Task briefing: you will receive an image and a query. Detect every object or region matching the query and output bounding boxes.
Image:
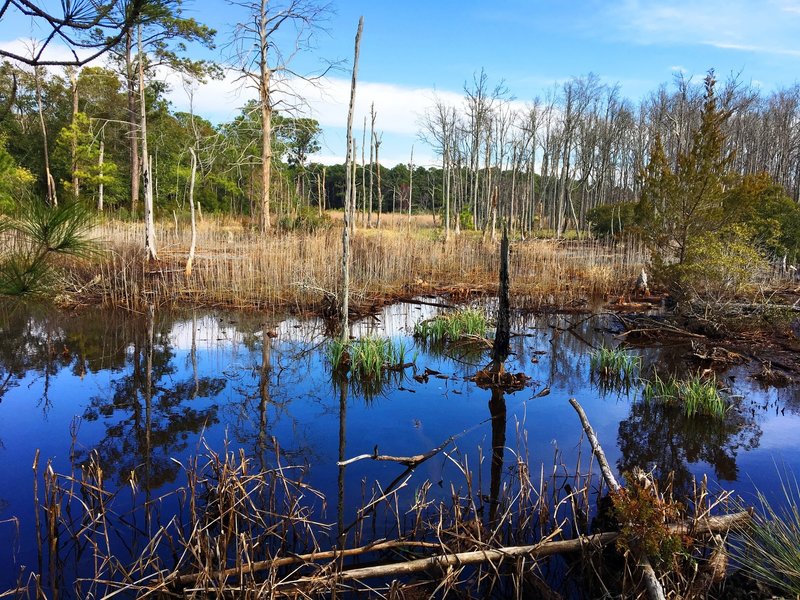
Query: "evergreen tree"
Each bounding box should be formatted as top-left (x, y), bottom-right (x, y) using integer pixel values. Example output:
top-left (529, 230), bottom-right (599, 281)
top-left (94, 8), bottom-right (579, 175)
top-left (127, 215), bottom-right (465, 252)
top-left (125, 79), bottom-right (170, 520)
top-left (637, 71), bottom-right (735, 268)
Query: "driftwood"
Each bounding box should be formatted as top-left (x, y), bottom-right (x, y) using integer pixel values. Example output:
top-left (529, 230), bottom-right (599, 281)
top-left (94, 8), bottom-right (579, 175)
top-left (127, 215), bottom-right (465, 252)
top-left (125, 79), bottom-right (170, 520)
top-left (337, 435), bottom-right (454, 467)
top-left (613, 314), bottom-right (707, 340)
top-left (172, 511), bottom-right (750, 589)
top-left (569, 397), bottom-right (666, 600)
top-left (175, 539), bottom-right (442, 587)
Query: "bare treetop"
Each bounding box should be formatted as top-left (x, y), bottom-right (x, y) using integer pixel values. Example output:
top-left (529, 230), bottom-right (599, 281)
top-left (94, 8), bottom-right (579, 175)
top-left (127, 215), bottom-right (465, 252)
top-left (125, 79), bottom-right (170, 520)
top-left (0, 0), bottom-right (145, 66)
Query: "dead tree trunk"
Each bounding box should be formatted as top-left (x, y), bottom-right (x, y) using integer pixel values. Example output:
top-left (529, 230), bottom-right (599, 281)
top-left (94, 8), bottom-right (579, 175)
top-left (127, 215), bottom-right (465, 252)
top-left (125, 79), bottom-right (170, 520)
top-left (185, 147), bottom-right (197, 277)
top-left (490, 224), bottom-right (511, 372)
top-left (569, 398), bottom-right (666, 600)
top-left (340, 16), bottom-right (364, 337)
top-left (33, 65), bottom-right (57, 206)
top-left (97, 138), bottom-right (105, 211)
top-left (138, 23), bottom-right (157, 261)
top-left (407, 145), bottom-right (414, 226)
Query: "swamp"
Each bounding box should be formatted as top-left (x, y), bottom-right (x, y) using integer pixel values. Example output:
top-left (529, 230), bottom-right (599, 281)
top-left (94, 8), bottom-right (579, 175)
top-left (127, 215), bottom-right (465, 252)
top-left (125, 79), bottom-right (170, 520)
top-left (3, 1), bottom-right (800, 597)
top-left (0, 292), bottom-right (799, 598)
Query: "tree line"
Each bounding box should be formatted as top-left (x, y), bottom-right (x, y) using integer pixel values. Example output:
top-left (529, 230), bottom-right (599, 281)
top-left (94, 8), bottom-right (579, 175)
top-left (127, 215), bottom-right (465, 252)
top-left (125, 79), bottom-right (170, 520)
top-left (1, 2), bottom-right (799, 262)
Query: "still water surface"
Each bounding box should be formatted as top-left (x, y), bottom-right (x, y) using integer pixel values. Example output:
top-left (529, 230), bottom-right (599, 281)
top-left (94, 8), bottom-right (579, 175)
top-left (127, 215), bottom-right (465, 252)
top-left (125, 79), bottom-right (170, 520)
top-left (0, 301), bottom-right (798, 591)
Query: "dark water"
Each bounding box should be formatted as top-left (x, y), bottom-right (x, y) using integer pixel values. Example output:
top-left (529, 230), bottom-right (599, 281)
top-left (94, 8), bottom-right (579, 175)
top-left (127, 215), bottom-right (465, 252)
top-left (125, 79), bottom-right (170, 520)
top-left (0, 301), bottom-right (798, 592)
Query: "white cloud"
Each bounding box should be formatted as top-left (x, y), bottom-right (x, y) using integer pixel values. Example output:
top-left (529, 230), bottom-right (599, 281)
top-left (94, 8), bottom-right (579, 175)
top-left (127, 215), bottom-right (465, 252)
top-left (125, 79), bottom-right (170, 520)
top-left (0, 38), bottom-right (95, 69)
top-left (164, 72), bottom-right (469, 165)
top-left (601, 0), bottom-right (800, 57)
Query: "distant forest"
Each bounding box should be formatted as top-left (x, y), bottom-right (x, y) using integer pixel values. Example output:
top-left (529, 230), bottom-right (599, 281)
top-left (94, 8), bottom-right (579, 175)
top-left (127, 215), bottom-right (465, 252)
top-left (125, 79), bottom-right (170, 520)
top-left (2, 58), bottom-right (800, 241)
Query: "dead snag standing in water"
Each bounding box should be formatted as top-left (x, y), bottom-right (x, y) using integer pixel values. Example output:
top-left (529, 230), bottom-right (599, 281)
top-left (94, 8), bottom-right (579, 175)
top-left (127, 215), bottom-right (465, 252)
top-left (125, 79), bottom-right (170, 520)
top-left (473, 223), bottom-right (529, 390)
top-left (340, 17), bottom-right (364, 338)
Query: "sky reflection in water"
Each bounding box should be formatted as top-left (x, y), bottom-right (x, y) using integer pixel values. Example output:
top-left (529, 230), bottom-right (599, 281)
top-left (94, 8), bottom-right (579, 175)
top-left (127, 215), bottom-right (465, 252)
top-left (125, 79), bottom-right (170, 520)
top-left (0, 301), bottom-right (798, 591)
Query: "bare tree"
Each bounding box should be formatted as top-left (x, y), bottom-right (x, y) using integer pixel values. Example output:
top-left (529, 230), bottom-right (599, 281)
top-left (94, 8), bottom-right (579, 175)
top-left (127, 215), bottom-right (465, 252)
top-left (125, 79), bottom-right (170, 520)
top-left (229, 0), bottom-right (331, 233)
top-left (31, 60), bottom-right (57, 205)
top-left (420, 95), bottom-right (457, 240)
top-left (341, 16), bottom-right (364, 338)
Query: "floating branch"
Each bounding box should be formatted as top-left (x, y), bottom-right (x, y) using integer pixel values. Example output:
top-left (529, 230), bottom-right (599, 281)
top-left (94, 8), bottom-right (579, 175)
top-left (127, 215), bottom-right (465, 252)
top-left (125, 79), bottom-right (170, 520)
top-left (338, 435), bottom-right (455, 468)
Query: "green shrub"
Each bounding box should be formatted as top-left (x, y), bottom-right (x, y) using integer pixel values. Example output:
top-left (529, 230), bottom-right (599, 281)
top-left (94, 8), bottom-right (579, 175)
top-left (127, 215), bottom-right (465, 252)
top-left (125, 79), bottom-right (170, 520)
top-left (459, 208), bottom-right (474, 231)
top-left (587, 201), bottom-right (637, 238)
top-left (669, 226), bottom-right (768, 297)
top-left (278, 206), bottom-right (331, 232)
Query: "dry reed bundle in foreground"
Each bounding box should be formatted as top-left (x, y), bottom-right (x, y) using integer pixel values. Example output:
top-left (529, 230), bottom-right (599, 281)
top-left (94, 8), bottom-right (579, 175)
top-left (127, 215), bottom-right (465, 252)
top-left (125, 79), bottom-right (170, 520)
top-left (55, 219), bottom-right (647, 312)
top-left (4, 427), bottom-right (748, 600)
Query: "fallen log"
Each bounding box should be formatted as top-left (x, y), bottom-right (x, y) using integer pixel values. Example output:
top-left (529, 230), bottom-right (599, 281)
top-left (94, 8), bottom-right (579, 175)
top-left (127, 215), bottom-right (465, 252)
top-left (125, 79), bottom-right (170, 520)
top-left (172, 512), bottom-right (750, 589)
top-left (569, 397), bottom-right (665, 600)
top-left (175, 539), bottom-right (442, 587)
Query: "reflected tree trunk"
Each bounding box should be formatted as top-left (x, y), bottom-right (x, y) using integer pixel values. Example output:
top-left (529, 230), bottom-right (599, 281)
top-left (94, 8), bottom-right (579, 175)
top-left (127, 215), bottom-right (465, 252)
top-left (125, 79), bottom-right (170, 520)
top-left (257, 323), bottom-right (272, 470)
top-left (144, 303), bottom-right (154, 530)
top-left (488, 387), bottom-right (506, 526)
top-left (191, 311), bottom-right (198, 399)
top-left (337, 376), bottom-right (347, 545)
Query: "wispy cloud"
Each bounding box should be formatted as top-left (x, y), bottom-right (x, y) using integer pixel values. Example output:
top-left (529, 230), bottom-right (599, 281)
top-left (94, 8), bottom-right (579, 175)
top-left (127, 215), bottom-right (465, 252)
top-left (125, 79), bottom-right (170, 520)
top-left (597, 0), bottom-right (800, 57)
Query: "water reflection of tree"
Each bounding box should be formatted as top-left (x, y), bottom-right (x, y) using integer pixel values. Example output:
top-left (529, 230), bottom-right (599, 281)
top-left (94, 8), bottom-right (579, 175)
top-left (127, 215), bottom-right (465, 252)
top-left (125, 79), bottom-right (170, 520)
top-left (0, 304), bottom-right (136, 407)
top-left (81, 307), bottom-right (223, 490)
top-left (488, 387), bottom-right (506, 526)
top-left (224, 330), bottom-right (321, 466)
top-left (0, 306), bottom-right (71, 407)
top-left (617, 400), bottom-right (762, 494)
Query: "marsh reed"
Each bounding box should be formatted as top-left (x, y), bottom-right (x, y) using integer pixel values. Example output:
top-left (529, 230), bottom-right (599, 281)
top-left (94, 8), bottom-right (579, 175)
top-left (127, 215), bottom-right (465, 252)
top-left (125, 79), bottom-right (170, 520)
top-left (3, 425), bottom-right (747, 600)
top-left (57, 217), bottom-right (646, 312)
top-left (5, 434), bottom-right (600, 598)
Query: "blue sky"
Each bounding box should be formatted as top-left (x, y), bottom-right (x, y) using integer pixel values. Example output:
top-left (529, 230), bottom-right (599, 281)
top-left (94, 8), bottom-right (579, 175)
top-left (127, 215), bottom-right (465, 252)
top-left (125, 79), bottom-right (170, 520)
top-left (2, 0), bottom-right (800, 165)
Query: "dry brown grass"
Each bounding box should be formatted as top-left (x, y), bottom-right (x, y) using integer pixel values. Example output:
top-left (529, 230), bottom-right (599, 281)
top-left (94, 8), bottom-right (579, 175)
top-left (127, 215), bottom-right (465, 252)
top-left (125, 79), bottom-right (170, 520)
top-left (60, 216), bottom-right (646, 312)
top-left (7, 431), bottom-right (744, 599)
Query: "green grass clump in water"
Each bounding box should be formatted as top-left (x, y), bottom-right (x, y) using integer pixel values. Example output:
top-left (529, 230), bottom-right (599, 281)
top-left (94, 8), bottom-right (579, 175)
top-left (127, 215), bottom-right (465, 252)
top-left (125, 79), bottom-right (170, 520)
top-left (328, 336), bottom-right (409, 379)
top-left (641, 371), bottom-right (727, 418)
top-left (413, 308), bottom-right (487, 344)
top-left (590, 345), bottom-right (641, 384)
top-left (732, 470), bottom-right (800, 597)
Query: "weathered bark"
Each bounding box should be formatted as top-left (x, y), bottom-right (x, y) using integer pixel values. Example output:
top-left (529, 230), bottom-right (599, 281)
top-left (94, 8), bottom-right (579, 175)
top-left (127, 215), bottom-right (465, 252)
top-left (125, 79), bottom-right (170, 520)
top-left (375, 133), bottom-right (382, 228)
top-left (407, 145), bottom-right (414, 225)
top-left (368, 103), bottom-right (375, 227)
top-left (68, 67), bottom-right (79, 200)
top-left (97, 139), bottom-right (105, 211)
top-left (126, 30), bottom-right (139, 214)
top-left (284, 512), bottom-right (748, 589)
top-left (340, 16), bottom-right (363, 337)
top-left (185, 147), bottom-right (197, 277)
top-left (360, 115), bottom-right (367, 225)
top-left (258, 0), bottom-right (272, 233)
top-left (138, 24), bottom-right (157, 261)
top-left (491, 224), bottom-right (511, 368)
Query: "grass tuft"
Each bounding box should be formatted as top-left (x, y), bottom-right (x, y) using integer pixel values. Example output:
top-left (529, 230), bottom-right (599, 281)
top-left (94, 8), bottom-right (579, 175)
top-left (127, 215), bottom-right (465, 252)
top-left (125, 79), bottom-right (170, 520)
top-left (641, 371), bottom-right (728, 419)
top-left (732, 469), bottom-right (800, 597)
top-left (590, 345), bottom-right (640, 388)
top-left (328, 336), bottom-right (410, 379)
top-left (413, 308), bottom-right (488, 344)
